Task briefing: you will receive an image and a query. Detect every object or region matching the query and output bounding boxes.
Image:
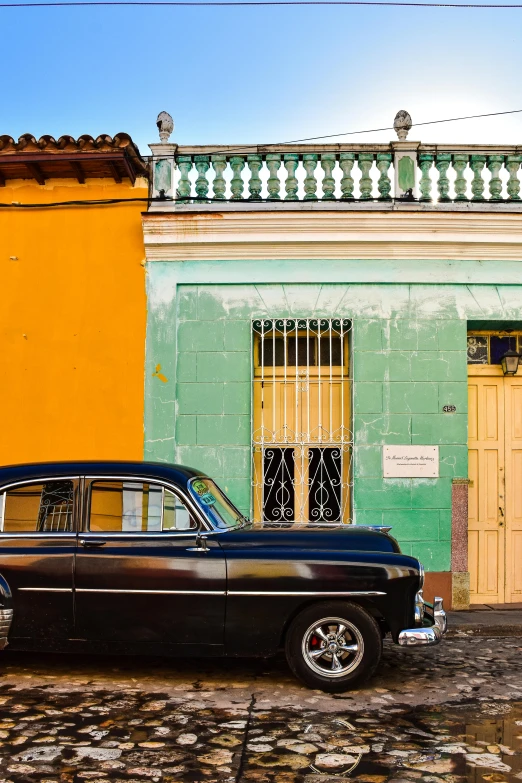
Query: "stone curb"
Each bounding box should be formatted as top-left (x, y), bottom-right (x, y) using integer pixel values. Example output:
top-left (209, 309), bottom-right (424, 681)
top-left (446, 609), bottom-right (522, 637)
top-left (447, 625), bottom-right (522, 637)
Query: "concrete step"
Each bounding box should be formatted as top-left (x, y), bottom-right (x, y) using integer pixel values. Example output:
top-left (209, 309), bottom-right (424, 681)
top-left (447, 608), bottom-right (522, 636)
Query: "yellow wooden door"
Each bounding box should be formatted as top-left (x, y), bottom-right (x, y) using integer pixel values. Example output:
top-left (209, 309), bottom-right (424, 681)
top-left (468, 369), bottom-right (522, 604)
top-left (504, 376), bottom-right (522, 603)
top-left (252, 371), bottom-right (350, 522)
top-left (468, 375), bottom-right (505, 603)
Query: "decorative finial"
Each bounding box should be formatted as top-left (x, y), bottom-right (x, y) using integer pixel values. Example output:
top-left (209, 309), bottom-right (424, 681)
top-left (393, 110), bottom-right (412, 141)
top-left (156, 111), bottom-right (174, 142)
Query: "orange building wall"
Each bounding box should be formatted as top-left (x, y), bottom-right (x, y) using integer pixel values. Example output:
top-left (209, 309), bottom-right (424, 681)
top-left (0, 178), bottom-right (147, 464)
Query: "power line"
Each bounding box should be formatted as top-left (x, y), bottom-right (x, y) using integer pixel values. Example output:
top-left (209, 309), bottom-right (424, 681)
top-left (2, 193), bottom-right (521, 208)
top-left (2, 0), bottom-right (522, 6)
top-left (0, 197), bottom-right (153, 208)
top-left (141, 108), bottom-right (522, 160)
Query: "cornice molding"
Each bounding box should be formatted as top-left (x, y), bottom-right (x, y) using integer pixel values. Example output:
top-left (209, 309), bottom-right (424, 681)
top-left (142, 209), bottom-right (522, 262)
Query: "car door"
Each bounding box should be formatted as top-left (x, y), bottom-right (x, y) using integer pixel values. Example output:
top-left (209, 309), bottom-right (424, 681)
top-left (0, 477), bottom-right (77, 639)
top-left (74, 476), bottom-right (226, 652)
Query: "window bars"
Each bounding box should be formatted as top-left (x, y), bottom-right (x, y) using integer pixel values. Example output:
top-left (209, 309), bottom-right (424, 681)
top-left (467, 332), bottom-right (522, 365)
top-left (252, 318), bottom-right (352, 525)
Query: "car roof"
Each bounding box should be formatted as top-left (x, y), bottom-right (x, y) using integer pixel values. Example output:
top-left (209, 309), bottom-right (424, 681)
top-left (0, 461), bottom-right (207, 490)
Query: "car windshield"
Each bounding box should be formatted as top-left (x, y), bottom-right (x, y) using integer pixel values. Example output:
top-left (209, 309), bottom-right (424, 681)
top-left (188, 478), bottom-right (246, 530)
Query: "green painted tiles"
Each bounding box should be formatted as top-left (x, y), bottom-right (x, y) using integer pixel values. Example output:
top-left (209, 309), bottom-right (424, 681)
top-left (353, 350), bottom-right (466, 383)
top-left (196, 415), bottom-right (250, 446)
top-left (144, 274), bottom-right (522, 572)
top-left (351, 313), bottom-right (466, 571)
top-left (196, 352), bottom-right (250, 383)
top-left (354, 383), bottom-right (383, 414)
top-left (387, 382), bottom-right (438, 413)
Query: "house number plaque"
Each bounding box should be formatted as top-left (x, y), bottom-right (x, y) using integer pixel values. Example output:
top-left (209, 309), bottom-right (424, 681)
top-left (383, 446), bottom-right (439, 478)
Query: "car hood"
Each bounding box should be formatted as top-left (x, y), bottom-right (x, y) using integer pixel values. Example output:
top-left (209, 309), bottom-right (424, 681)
top-left (216, 523), bottom-right (402, 554)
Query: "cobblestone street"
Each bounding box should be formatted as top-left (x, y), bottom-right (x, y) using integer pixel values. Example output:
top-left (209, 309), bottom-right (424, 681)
top-left (0, 635), bottom-right (520, 782)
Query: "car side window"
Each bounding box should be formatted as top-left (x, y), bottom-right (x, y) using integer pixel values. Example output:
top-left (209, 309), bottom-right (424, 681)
top-left (89, 481), bottom-right (195, 533)
top-left (0, 481), bottom-right (74, 533)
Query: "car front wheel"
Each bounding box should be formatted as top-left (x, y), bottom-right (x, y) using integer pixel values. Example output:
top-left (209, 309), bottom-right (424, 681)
top-left (284, 601), bottom-right (382, 692)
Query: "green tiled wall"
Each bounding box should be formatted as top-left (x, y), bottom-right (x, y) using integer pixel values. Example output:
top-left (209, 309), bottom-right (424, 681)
top-left (352, 318), bottom-right (467, 570)
top-left (173, 286), bottom-right (255, 517)
top-left (146, 276), bottom-right (522, 571)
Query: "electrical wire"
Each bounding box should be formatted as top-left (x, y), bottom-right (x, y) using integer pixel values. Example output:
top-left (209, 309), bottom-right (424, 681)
top-left (2, 0), bottom-right (522, 5)
top-left (0, 197), bottom-right (153, 208)
top-left (2, 109), bottom-right (521, 208)
top-left (1, 194), bottom-right (520, 208)
top-left (140, 108), bottom-right (522, 160)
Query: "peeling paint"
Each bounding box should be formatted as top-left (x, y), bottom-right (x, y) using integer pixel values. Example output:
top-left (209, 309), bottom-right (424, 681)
top-left (144, 267), bottom-right (522, 570)
top-left (152, 364), bottom-right (169, 383)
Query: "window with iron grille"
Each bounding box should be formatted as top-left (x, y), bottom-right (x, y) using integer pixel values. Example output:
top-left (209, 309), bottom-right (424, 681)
top-left (467, 332), bottom-right (522, 365)
top-left (252, 318), bottom-right (352, 524)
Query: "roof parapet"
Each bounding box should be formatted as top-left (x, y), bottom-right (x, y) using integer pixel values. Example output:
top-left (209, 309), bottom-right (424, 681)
top-left (147, 109), bottom-right (522, 208)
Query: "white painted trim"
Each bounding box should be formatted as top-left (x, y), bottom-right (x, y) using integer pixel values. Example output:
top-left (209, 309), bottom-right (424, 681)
top-left (149, 201), bottom-right (522, 214)
top-left (142, 210), bottom-right (522, 263)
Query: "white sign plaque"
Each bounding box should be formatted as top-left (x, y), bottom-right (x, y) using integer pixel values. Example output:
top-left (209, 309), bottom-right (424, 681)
top-left (383, 446), bottom-right (439, 478)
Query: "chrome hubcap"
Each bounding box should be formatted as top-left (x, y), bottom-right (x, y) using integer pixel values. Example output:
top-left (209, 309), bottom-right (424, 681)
top-left (302, 617), bottom-right (364, 678)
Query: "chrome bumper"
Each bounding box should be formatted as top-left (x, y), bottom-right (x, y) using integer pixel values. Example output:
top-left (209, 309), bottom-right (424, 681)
top-left (398, 597), bottom-right (447, 647)
top-left (0, 608), bottom-right (13, 650)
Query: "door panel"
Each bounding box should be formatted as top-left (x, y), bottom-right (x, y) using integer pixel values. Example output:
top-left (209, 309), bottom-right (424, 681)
top-left (75, 533), bottom-right (225, 646)
top-left (74, 480), bottom-right (226, 648)
top-left (0, 479), bottom-right (77, 638)
top-left (468, 377), bottom-right (505, 603)
top-left (504, 378), bottom-right (522, 602)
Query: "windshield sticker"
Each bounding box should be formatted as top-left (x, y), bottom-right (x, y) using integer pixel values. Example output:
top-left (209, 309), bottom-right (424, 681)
top-left (200, 492), bottom-right (216, 506)
top-left (192, 480), bottom-right (209, 496)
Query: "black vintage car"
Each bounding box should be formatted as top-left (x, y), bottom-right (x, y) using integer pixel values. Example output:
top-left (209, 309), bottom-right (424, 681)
top-left (0, 461), bottom-right (446, 692)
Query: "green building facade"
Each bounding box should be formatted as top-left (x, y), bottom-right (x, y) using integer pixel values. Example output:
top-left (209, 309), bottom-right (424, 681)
top-left (143, 124), bottom-right (522, 609)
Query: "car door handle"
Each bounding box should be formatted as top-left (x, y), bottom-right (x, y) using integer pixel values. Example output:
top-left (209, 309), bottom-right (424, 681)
top-left (80, 539), bottom-right (107, 548)
top-left (186, 535), bottom-right (209, 553)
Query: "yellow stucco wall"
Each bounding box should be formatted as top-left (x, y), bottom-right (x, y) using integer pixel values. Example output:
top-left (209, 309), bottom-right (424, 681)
top-left (0, 178), bottom-right (147, 464)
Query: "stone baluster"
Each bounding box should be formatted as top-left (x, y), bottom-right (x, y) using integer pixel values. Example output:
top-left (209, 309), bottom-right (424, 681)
top-left (176, 155), bottom-right (193, 201)
top-left (303, 154), bottom-right (318, 200)
top-left (211, 155), bottom-right (227, 200)
top-left (230, 156), bottom-right (245, 200)
top-left (452, 154), bottom-right (469, 201)
top-left (339, 153), bottom-right (355, 200)
top-left (266, 154), bottom-right (282, 200)
top-left (247, 154), bottom-right (263, 200)
top-left (153, 158), bottom-right (173, 200)
top-left (506, 154), bottom-right (522, 200)
top-left (418, 153), bottom-right (434, 201)
top-left (194, 155), bottom-right (210, 201)
top-left (470, 155), bottom-right (486, 201)
top-left (321, 153), bottom-right (336, 200)
top-left (435, 153), bottom-right (452, 201)
top-left (376, 153), bottom-right (392, 200)
top-left (284, 153), bottom-right (299, 200)
top-left (358, 153), bottom-right (374, 200)
top-left (488, 155), bottom-right (505, 201)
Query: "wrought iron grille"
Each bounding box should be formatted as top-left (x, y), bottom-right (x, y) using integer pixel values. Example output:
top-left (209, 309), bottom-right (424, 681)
top-left (37, 481), bottom-right (74, 532)
top-left (252, 318), bottom-right (352, 524)
top-left (467, 332), bottom-right (522, 365)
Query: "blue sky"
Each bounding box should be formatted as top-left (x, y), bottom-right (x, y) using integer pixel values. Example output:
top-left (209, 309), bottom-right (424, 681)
top-left (2, 2), bottom-right (522, 154)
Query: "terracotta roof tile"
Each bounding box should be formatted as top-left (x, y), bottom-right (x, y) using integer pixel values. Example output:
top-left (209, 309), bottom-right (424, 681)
top-left (0, 132), bottom-right (148, 184)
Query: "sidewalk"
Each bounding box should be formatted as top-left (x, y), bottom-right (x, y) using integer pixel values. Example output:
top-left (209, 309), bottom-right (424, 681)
top-left (448, 603), bottom-right (522, 636)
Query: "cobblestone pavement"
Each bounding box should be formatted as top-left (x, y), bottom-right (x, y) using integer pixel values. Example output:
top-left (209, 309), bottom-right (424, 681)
top-left (0, 636), bottom-right (519, 782)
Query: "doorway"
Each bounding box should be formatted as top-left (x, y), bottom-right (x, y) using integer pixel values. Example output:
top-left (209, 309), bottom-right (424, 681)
top-left (468, 357), bottom-right (522, 604)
